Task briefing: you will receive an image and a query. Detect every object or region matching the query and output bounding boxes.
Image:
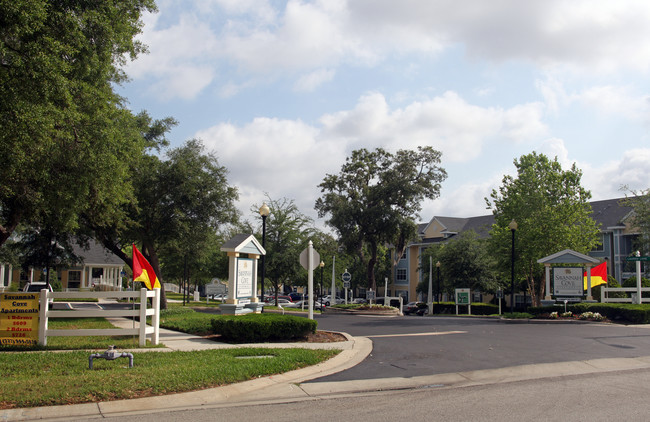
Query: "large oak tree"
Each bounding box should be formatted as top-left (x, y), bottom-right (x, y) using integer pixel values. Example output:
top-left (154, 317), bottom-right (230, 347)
top-left (315, 146), bottom-right (447, 292)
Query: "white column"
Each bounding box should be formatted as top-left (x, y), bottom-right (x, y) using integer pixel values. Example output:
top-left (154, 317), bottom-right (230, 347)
top-left (226, 252), bottom-right (238, 304)
top-left (251, 254), bottom-right (259, 302)
top-left (545, 264), bottom-right (551, 300)
top-left (0, 264), bottom-right (5, 287)
top-left (8, 264), bottom-right (13, 285)
top-left (586, 264), bottom-right (593, 301)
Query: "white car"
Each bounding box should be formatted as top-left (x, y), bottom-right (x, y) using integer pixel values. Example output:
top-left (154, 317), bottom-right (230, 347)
top-left (284, 300), bottom-right (324, 308)
top-left (322, 296), bottom-right (344, 306)
top-left (23, 282), bottom-right (54, 303)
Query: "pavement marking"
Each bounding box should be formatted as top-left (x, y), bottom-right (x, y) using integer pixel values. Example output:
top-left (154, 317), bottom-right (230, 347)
top-left (366, 331), bottom-right (466, 338)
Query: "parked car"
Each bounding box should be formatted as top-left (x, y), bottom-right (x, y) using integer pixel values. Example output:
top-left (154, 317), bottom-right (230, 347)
top-left (265, 298), bottom-right (292, 305)
top-left (322, 295), bottom-right (344, 306)
top-left (284, 300), bottom-right (324, 309)
top-left (352, 298), bottom-right (367, 304)
top-left (264, 295), bottom-right (292, 303)
top-left (288, 292), bottom-right (305, 302)
top-left (23, 282), bottom-right (54, 303)
top-left (403, 302), bottom-right (420, 315)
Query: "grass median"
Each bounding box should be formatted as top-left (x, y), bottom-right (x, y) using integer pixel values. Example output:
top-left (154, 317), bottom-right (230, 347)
top-left (0, 315), bottom-right (339, 409)
top-left (0, 347), bottom-right (338, 409)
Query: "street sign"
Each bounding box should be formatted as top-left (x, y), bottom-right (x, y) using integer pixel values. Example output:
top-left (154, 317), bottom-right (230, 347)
top-left (626, 256), bottom-right (650, 262)
top-left (455, 288), bottom-right (470, 305)
top-left (299, 247), bottom-right (320, 271)
top-left (343, 281), bottom-right (350, 289)
top-left (496, 290), bottom-right (504, 299)
top-left (342, 271), bottom-right (351, 282)
top-left (367, 290), bottom-right (376, 299)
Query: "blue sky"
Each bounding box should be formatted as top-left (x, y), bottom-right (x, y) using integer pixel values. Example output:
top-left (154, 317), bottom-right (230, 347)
top-left (116, 0), bottom-right (650, 226)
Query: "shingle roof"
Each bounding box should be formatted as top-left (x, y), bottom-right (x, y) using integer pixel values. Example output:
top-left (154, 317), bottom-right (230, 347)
top-left (72, 239), bottom-right (125, 266)
top-left (589, 197), bottom-right (633, 228)
top-left (421, 197), bottom-right (634, 241)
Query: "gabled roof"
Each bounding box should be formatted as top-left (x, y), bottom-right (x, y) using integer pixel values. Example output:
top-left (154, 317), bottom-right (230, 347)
top-left (419, 197), bottom-right (635, 243)
top-left (537, 249), bottom-right (600, 265)
top-left (221, 233), bottom-right (266, 255)
top-left (72, 239), bottom-right (125, 266)
top-left (589, 197), bottom-right (633, 228)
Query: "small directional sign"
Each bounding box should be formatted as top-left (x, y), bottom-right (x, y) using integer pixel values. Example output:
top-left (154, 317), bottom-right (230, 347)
top-left (342, 271), bottom-right (351, 282)
top-left (626, 256), bottom-right (650, 262)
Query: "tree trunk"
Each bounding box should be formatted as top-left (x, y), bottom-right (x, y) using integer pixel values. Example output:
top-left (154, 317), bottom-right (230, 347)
top-left (367, 241), bottom-right (378, 293)
top-left (142, 241), bottom-right (167, 310)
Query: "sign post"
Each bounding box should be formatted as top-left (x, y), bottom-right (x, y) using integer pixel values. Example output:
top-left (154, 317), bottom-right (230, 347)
top-left (626, 252), bottom-right (648, 304)
top-left (300, 241), bottom-right (320, 320)
top-left (455, 288), bottom-right (471, 315)
top-left (342, 270), bottom-right (351, 304)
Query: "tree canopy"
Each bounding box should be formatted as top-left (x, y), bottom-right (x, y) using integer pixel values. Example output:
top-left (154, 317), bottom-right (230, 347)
top-left (625, 188), bottom-right (650, 255)
top-left (421, 230), bottom-right (498, 298)
top-left (254, 197), bottom-right (314, 304)
top-left (90, 139), bottom-right (239, 308)
top-left (0, 0), bottom-right (157, 246)
top-left (315, 146), bottom-right (447, 291)
top-left (486, 152), bottom-right (600, 305)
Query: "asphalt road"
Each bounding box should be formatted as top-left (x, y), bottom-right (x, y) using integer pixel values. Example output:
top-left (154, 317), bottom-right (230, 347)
top-left (79, 368), bottom-right (650, 422)
top-left (310, 313), bottom-right (650, 381)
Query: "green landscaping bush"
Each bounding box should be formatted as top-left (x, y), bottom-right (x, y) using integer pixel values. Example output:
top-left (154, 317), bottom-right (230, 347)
top-left (211, 313), bottom-right (317, 343)
top-left (528, 303), bottom-right (650, 324)
top-left (432, 302), bottom-right (498, 315)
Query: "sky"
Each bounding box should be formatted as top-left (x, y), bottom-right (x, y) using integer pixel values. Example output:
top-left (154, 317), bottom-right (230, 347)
top-left (116, 0), bottom-right (650, 228)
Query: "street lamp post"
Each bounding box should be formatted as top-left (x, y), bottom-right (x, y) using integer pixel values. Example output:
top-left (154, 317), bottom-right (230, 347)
top-left (259, 203), bottom-right (270, 304)
top-left (436, 261), bottom-right (441, 303)
top-left (319, 261), bottom-right (325, 311)
top-left (509, 219), bottom-right (518, 313)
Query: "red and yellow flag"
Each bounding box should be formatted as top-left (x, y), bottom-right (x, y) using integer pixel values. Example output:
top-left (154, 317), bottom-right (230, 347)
top-left (132, 244), bottom-right (160, 290)
top-left (583, 261), bottom-right (607, 290)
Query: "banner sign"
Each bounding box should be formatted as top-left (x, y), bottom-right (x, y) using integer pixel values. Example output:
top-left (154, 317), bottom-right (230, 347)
top-left (0, 293), bottom-right (39, 346)
top-left (236, 258), bottom-right (254, 301)
top-left (553, 267), bottom-right (583, 297)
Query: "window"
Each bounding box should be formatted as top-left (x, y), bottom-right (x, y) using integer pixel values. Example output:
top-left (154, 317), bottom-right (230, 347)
top-left (68, 271), bottom-right (81, 289)
top-left (396, 268), bottom-right (407, 283)
top-left (591, 233), bottom-right (605, 252)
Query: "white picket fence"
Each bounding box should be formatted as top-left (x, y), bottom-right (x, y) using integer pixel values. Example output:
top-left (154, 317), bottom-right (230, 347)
top-left (38, 288), bottom-right (160, 347)
top-left (601, 287), bottom-right (650, 303)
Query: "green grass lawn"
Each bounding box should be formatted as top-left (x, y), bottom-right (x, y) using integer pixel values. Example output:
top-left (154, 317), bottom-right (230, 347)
top-left (0, 347), bottom-right (338, 408)
top-left (0, 315), bottom-right (339, 409)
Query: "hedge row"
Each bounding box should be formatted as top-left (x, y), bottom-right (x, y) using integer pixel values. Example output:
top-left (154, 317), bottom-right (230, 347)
top-left (528, 303), bottom-right (650, 324)
top-left (210, 313), bottom-right (317, 343)
top-left (432, 302), bottom-right (499, 316)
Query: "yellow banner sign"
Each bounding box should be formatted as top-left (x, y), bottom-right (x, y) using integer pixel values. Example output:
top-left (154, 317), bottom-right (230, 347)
top-left (0, 293), bottom-right (39, 346)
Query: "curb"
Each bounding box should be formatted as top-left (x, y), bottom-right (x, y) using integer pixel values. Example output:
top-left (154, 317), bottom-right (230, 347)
top-left (0, 335), bottom-right (372, 422)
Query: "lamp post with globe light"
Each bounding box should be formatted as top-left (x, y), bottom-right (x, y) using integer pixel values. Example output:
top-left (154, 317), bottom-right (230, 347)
top-left (259, 203), bottom-right (270, 304)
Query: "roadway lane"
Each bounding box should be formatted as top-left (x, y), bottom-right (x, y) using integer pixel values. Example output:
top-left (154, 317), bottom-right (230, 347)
top-left (311, 313), bottom-right (650, 381)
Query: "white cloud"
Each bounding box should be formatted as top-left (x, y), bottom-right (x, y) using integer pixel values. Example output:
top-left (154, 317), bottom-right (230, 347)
top-left (582, 148), bottom-right (650, 200)
top-left (127, 1), bottom-right (650, 101)
top-left (125, 12), bottom-right (219, 100)
top-left (320, 91), bottom-right (547, 161)
top-left (293, 68), bottom-right (336, 92)
top-left (194, 91), bottom-right (550, 222)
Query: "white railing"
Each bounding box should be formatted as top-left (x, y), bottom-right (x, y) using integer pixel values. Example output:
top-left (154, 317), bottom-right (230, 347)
top-left (601, 287), bottom-right (650, 303)
top-left (38, 288), bottom-right (160, 347)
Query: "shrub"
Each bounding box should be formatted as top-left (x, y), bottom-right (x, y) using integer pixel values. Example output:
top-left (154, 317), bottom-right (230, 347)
top-left (432, 302), bottom-right (498, 315)
top-left (211, 313), bottom-right (317, 343)
top-left (528, 303), bottom-right (650, 324)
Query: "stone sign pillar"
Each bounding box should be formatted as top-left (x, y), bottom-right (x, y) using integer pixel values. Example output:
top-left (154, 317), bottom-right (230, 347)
top-left (220, 234), bottom-right (266, 315)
